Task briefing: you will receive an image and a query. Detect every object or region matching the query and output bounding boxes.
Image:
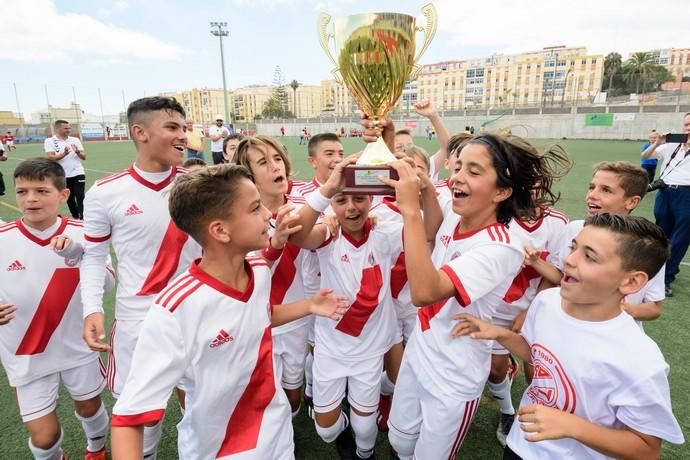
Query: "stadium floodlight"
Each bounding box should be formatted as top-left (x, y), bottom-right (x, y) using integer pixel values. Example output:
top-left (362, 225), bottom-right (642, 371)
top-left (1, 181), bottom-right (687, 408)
top-left (210, 21), bottom-right (231, 125)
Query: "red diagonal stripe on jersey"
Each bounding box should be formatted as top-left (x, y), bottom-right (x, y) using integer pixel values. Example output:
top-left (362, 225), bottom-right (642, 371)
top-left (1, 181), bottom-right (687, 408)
top-left (502, 251), bottom-right (548, 303)
top-left (137, 220), bottom-right (189, 296)
top-left (15, 268), bottom-right (80, 355)
top-left (335, 265), bottom-right (383, 337)
top-left (216, 326), bottom-right (276, 457)
top-left (418, 298), bottom-right (449, 332)
top-left (390, 252), bottom-right (407, 299)
top-left (269, 242), bottom-right (300, 306)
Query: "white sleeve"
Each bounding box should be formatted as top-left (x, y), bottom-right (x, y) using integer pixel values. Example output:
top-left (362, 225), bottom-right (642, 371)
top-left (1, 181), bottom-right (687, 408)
top-left (642, 264), bottom-right (666, 302)
top-left (520, 292), bottom-right (544, 346)
top-left (43, 138), bottom-right (53, 153)
top-left (103, 254), bottom-right (116, 294)
top-left (440, 243), bottom-right (523, 306)
top-left (428, 160), bottom-right (439, 183)
top-left (112, 306), bottom-right (187, 426)
top-left (80, 189), bottom-right (112, 318)
top-left (611, 364), bottom-right (684, 444)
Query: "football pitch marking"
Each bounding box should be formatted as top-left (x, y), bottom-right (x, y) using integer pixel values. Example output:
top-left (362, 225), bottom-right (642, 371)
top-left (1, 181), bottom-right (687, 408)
top-left (0, 200), bottom-right (20, 213)
top-left (4, 156), bottom-right (116, 175)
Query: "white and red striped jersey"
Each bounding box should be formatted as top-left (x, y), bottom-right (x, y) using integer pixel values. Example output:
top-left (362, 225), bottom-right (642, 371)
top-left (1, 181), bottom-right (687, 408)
top-left (266, 192), bottom-right (312, 335)
top-left (81, 165), bottom-right (201, 320)
top-left (112, 259), bottom-right (294, 460)
top-left (313, 219), bottom-right (403, 360)
top-left (405, 214), bottom-right (524, 400)
top-left (369, 198), bottom-right (412, 320)
top-left (493, 208), bottom-right (569, 322)
top-left (0, 217), bottom-right (106, 386)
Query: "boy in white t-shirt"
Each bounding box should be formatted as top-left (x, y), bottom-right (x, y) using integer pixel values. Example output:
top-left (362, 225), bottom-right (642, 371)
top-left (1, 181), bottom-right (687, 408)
top-left (111, 164), bottom-right (347, 460)
top-left (455, 213), bottom-right (684, 459)
top-left (526, 161), bottom-right (665, 323)
top-left (80, 96), bottom-right (202, 458)
top-left (0, 158), bottom-right (114, 460)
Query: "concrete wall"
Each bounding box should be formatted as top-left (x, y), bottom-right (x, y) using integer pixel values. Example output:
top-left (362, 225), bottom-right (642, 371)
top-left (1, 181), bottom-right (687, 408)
top-left (257, 105), bottom-right (690, 140)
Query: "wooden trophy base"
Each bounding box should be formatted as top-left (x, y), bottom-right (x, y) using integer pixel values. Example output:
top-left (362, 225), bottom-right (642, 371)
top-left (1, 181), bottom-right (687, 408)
top-left (343, 165), bottom-right (399, 195)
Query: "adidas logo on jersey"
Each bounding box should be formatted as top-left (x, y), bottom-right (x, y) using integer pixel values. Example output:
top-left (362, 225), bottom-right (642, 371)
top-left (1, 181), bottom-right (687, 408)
top-left (124, 204), bottom-right (143, 216)
top-left (340, 254), bottom-right (349, 263)
top-left (209, 329), bottom-right (234, 348)
top-left (440, 235), bottom-right (451, 247)
top-left (6, 260), bottom-right (25, 271)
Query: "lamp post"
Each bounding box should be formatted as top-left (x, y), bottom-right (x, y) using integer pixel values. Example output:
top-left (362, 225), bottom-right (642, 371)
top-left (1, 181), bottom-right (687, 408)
top-left (210, 21), bottom-right (231, 124)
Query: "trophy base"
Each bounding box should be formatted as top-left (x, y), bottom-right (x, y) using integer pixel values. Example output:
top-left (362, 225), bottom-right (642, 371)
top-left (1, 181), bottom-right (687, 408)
top-left (343, 165), bottom-right (399, 196)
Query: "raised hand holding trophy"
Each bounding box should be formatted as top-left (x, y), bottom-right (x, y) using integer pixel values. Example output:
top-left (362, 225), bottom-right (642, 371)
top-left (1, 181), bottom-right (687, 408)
top-left (318, 4), bottom-right (437, 194)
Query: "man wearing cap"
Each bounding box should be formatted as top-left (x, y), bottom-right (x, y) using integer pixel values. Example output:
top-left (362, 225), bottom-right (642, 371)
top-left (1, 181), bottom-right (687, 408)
top-left (209, 115), bottom-right (230, 165)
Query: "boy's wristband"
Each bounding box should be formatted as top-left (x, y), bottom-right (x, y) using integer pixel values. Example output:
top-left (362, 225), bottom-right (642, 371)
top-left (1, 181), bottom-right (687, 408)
top-left (306, 190), bottom-right (331, 213)
top-left (261, 240), bottom-right (283, 261)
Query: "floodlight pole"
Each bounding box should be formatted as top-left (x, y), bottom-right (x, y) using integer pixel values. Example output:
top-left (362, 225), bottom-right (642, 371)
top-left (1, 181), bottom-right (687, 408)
top-left (210, 22), bottom-right (231, 125)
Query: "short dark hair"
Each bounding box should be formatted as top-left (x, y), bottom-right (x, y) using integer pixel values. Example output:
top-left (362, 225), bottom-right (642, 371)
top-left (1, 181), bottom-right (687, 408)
top-left (585, 213), bottom-right (669, 279)
top-left (307, 132), bottom-right (341, 157)
top-left (169, 164), bottom-right (253, 244)
top-left (447, 132), bottom-right (473, 158)
top-left (14, 157), bottom-right (66, 190)
top-left (223, 133), bottom-right (245, 154)
top-left (127, 96), bottom-right (185, 128)
top-left (592, 161), bottom-right (649, 200)
top-left (54, 120), bottom-right (69, 128)
top-left (182, 158), bottom-right (206, 168)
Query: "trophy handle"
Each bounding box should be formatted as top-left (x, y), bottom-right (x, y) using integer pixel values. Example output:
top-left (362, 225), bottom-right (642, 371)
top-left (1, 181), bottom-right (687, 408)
top-left (318, 12), bottom-right (343, 83)
top-left (410, 3), bottom-right (438, 80)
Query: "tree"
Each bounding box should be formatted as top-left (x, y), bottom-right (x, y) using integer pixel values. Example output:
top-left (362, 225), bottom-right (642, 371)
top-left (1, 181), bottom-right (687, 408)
top-left (603, 52), bottom-right (622, 91)
top-left (261, 98), bottom-right (294, 120)
top-left (626, 52), bottom-right (654, 94)
top-left (289, 79), bottom-right (300, 117)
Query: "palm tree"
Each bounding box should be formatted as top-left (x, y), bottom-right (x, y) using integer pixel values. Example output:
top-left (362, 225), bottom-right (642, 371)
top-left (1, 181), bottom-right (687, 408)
top-left (604, 52), bottom-right (622, 91)
top-left (626, 52), bottom-right (654, 94)
top-left (289, 80), bottom-right (300, 117)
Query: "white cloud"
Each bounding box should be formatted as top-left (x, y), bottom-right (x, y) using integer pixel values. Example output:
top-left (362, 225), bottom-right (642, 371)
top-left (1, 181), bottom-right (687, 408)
top-left (436, 0), bottom-right (689, 59)
top-left (114, 1), bottom-right (129, 11)
top-left (1, 0), bottom-right (189, 63)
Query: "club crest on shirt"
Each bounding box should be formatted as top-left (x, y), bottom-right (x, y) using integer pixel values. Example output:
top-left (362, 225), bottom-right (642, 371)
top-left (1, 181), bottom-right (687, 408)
top-left (526, 344), bottom-right (577, 413)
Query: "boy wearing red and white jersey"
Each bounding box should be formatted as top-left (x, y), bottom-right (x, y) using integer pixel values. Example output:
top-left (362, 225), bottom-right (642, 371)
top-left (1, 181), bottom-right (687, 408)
top-left (489, 207), bottom-right (569, 446)
top-left (111, 164), bottom-right (347, 460)
top-left (455, 214), bottom-right (684, 459)
top-left (81, 97), bottom-right (201, 457)
top-left (533, 162), bottom-right (665, 323)
top-left (0, 159), bottom-right (113, 460)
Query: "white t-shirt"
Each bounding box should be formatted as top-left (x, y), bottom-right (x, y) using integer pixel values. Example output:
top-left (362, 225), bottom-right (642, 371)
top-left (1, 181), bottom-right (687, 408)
top-left (208, 125), bottom-right (230, 152)
top-left (81, 165), bottom-right (202, 320)
top-left (112, 259), bottom-right (294, 460)
top-left (507, 288), bottom-right (684, 458)
top-left (0, 217), bottom-right (102, 386)
top-left (314, 219), bottom-right (403, 360)
top-left (404, 214), bottom-right (524, 400)
top-left (44, 135), bottom-right (85, 177)
top-left (650, 142), bottom-right (690, 186)
top-left (551, 220), bottom-right (666, 325)
top-left (493, 209), bottom-right (569, 322)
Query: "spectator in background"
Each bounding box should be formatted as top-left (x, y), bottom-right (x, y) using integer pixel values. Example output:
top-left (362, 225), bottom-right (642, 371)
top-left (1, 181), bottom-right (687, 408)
top-left (44, 120), bottom-right (86, 219)
top-left (209, 115), bottom-right (229, 165)
top-left (641, 130), bottom-right (659, 182)
top-left (641, 113), bottom-right (690, 296)
top-left (280, 126), bottom-right (285, 137)
top-left (185, 118), bottom-right (205, 161)
top-left (5, 131), bottom-right (16, 151)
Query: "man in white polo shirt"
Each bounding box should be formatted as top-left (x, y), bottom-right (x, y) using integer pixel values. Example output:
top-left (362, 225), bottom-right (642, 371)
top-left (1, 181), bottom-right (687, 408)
top-left (44, 120), bottom-right (87, 219)
top-left (208, 114), bottom-right (230, 165)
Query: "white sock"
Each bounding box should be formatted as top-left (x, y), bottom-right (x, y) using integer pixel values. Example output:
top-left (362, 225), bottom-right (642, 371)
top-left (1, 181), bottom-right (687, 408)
top-left (28, 429), bottom-right (63, 460)
top-left (143, 420), bottom-right (164, 459)
top-left (487, 375), bottom-right (515, 415)
top-left (314, 411), bottom-right (347, 443)
top-left (380, 371), bottom-right (395, 396)
top-left (350, 410), bottom-right (377, 458)
top-left (304, 351), bottom-right (314, 398)
top-left (74, 402), bottom-right (108, 452)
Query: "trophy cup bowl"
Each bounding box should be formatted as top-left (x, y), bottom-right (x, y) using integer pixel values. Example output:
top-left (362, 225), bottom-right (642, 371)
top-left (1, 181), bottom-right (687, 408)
top-left (319, 4), bottom-right (437, 194)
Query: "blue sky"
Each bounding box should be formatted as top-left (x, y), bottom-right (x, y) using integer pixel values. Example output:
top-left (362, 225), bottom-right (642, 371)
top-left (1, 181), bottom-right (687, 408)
top-left (1, 0), bottom-right (686, 120)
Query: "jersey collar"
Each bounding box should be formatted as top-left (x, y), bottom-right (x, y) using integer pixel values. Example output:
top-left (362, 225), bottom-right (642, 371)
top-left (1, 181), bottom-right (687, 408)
top-left (189, 259), bottom-right (254, 302)
top-left (16, 216), bottom-right (68, 247)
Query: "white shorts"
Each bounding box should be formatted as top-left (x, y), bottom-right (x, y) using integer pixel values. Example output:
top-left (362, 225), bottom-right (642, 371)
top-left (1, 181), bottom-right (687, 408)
top-left (107, 319), bottom-right (143, 397)
top-left (491, 317), bottom-right (513, 355)
top-left (6, 140), bottom-right (13, 146)
top-left (312, 348), bottom-right (383, 414)
top-left (16, 358), bottom-right (106, 422)
top-left (273, 322), bottom-right (310, 390)
top-left (388, 356), bottom-right (480, 459)
top-left (396, 306), bottom-right (417, 343)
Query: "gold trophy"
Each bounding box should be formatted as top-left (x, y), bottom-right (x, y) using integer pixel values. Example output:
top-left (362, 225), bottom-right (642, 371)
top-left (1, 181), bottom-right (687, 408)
top-left (318, 4), bottom-right (437, 194)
